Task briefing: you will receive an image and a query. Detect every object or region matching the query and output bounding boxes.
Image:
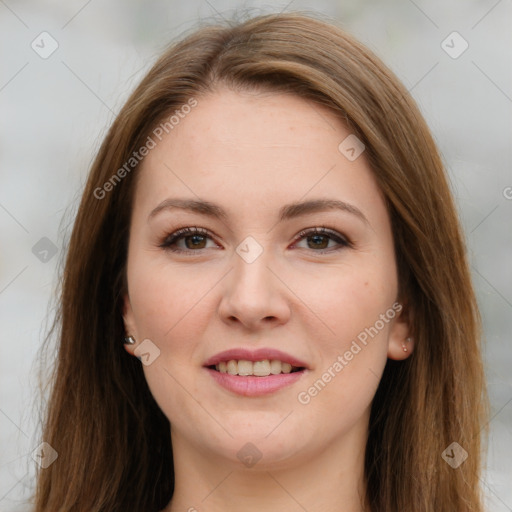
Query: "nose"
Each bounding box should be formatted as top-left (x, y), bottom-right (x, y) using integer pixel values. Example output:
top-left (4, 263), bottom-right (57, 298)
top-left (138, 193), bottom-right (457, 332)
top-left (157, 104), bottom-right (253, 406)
top-left (218, 246), bottom-right (291, 331)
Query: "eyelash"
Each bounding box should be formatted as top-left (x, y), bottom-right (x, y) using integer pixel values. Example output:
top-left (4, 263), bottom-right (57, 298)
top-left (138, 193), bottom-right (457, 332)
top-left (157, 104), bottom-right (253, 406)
top-left (159, 226), bottom-right (351, 254)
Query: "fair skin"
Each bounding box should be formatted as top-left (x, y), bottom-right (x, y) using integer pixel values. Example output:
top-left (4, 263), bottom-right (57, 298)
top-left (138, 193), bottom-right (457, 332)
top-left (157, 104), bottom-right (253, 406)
top-left (122, 87), bottom-right (413, 512)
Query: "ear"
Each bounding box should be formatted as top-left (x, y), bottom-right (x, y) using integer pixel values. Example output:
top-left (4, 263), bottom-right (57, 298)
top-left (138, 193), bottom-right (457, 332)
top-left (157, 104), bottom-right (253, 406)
top-left (387, 301), bottom-right (414, 361)
top-left (122, 292), bottom-right (140, 356)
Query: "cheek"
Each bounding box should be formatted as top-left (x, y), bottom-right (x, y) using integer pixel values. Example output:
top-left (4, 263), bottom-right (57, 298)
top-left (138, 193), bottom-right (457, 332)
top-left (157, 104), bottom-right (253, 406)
top-left (294, 258), bottom-right (396, 401)
top-left (295, 259), bottom-right (397, 344)
top-left (127, 250), bottom-right (209, 341)
top-left (127, 256), bottom-right (213, 425)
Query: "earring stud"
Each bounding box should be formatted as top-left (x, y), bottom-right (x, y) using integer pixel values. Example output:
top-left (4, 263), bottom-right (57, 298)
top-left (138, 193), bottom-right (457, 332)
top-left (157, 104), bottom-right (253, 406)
top-left (124, 335), bottom-right (136, 345)
top-left (403, 337), bottom-right (412, 352)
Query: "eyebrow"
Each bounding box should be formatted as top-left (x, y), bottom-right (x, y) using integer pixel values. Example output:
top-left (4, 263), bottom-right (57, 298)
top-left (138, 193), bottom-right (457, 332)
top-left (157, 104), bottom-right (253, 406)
top-left (148, 197), bottom-right (369, 225)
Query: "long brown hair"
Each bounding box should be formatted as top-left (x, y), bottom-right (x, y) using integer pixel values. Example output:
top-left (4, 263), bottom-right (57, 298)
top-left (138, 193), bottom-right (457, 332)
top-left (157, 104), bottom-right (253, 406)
top-left (34, 11), bottom-right (488, 511)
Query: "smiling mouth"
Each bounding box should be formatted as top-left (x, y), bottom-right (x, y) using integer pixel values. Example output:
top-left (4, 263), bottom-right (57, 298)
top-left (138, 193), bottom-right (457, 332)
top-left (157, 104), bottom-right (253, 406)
top-left (208, 359), bottom-right (305, 377)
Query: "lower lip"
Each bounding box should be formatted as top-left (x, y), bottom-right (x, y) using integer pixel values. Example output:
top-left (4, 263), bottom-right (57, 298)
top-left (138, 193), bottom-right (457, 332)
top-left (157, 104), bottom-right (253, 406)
top-left (205, 368), bottom-right (306, 396)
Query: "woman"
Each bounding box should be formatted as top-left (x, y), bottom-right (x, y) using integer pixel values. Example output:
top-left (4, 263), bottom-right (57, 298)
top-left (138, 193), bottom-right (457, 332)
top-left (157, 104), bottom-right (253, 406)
top-left (34, 11), bottom-right (488, 511)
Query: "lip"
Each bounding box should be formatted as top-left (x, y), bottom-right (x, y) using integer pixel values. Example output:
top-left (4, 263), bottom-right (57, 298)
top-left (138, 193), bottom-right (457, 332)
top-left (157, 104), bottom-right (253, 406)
top-left (205, 367), bottom-right (307, 396)
top-left (203, 348), bottom-right (309, 369)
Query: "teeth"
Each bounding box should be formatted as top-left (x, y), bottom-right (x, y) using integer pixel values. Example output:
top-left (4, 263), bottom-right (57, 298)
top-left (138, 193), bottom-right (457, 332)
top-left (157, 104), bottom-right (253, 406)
top-left (238, 360), bottom-right (253, 376)
top-left (281, 362), bottom-right (292, 373)
top-left (270, 359), bottom-right (282, 374)
top-left (214, 359), bottom-right (298, 376)
top-left (226, 360), bottom-right (237, 375)
top-left (253, 360), bottom-right (270, 376)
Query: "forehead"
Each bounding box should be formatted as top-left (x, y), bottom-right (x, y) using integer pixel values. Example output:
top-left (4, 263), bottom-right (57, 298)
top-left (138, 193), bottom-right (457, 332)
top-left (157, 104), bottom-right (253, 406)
top-left (133, 88), bottom-right (385, 223)
top-left (164, 88), bottom-right (348, 155)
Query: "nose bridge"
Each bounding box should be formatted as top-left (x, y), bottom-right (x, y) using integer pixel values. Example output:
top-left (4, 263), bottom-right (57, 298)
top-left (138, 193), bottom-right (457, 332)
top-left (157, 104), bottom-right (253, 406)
top-left (218, 235), bottom-right (290, 327)
top-left (231, 236), bottom-right (275, 299)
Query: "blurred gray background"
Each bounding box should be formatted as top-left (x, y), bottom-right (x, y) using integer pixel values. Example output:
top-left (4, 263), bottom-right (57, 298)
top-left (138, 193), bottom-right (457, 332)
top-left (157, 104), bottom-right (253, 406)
top-left (1, 0), bottom-right (511, 510)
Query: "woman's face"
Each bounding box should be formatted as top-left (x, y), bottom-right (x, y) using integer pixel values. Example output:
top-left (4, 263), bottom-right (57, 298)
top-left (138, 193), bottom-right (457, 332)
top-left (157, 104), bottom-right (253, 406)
top-left (123, 87), bottom-right (411, 469)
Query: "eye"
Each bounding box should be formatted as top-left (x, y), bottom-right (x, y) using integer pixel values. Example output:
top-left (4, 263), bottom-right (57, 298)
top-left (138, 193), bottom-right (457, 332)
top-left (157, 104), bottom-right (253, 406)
top-left (159, 226), bottom-right (351, 254)
top-left (292, 227), bottom-right (351, 253)
top-left (159, 227), bottom-right (217, 253)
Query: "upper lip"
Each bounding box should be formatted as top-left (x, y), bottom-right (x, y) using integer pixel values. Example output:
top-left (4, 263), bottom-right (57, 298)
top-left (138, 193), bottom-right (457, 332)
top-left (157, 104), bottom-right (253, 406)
top-left (203, 348), bottom-right (309, 369)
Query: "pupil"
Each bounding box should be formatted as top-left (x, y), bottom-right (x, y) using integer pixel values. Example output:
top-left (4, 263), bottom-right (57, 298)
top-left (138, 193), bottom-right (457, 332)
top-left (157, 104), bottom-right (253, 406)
top-left (309, 234), bottom-right (327, 249)
top-left (187, 235), bottom-right (206, 249)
